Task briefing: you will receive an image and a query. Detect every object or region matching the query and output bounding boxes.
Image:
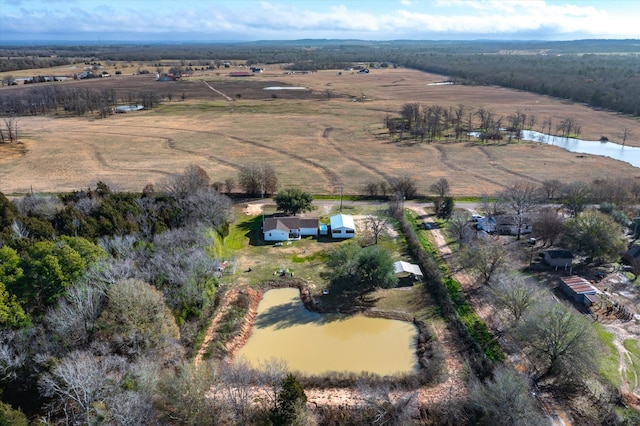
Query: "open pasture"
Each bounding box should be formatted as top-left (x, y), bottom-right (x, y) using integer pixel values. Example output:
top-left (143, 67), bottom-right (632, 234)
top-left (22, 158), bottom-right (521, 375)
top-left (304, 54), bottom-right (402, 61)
top-left (1, 67), bottom-right (639, 196)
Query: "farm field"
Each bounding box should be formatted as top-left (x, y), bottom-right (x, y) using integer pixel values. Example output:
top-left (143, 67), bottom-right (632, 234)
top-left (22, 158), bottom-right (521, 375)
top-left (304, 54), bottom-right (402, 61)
top-left (1, 67), bottom-right (640, 196)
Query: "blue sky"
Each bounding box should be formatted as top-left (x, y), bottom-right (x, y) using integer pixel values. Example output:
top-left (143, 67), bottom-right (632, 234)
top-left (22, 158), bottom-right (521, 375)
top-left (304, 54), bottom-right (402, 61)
top-left (1, 0), bottom-right (639, 42)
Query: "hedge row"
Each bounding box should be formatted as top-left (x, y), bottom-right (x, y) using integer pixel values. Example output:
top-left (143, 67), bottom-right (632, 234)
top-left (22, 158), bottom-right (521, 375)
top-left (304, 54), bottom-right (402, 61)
top-left (396, 209), bottom-right (504, 378)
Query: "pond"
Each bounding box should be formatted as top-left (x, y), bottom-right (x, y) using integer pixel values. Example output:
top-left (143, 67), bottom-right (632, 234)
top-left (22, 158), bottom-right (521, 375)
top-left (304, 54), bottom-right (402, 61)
top-left (236, 288), bottom-right (418, 376)
top-left (114, 104), bottom-right (144, 112)
top-left (521, 130), bottom-right (640, 169)
top-left (263, 86), bottom-right (308, 90)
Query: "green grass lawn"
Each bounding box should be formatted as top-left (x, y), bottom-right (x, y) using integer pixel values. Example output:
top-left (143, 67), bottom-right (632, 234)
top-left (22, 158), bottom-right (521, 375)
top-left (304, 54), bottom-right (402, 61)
top-left (596, 325), bottom-right (622, 388)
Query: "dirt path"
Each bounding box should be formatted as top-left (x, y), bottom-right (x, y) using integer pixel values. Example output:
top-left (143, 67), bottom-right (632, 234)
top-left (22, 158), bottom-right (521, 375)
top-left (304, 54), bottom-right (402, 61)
top-left (409, 205), bottom-right (571, 425)
top-left (194, 288), bottom-right (240, 366)
top-left (202, 80), bottom-right (234, 101)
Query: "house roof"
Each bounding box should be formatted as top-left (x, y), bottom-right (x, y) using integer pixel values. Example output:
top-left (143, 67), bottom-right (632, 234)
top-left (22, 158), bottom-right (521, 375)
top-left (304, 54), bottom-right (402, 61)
top-left (263, 217), bottom-right (318, 232)
top-left (544, 249), bottom-right (573, 259)
top-left (330, 214), bottom-right (355, 230)
top-left (393, 261), bottom-right (423, 277)
top-left (495, 215), bottom-right (532, 226)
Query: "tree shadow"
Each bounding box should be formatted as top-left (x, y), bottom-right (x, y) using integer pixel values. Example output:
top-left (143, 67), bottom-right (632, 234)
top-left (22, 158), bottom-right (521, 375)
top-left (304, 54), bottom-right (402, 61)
top-left (254, 300), bottom-right (343, 330)
top-left (236, 215), bottom-right (272, 246)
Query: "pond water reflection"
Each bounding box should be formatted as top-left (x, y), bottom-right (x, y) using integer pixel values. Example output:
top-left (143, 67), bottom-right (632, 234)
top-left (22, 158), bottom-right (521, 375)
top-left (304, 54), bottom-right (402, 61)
top-left (520, 130), bottom-right (640, 168)
top-left (236, 288), bottom-right (418, 375)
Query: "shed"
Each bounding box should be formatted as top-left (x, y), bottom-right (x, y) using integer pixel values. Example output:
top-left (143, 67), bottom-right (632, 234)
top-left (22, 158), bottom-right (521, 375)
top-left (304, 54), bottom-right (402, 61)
top-left (330, 214), bottom-right (356, 239)
top-left (393, 261), bottom-right (423, 279)
top-left (263, 217), bottom-right (319, 241)
top-left (319, 223), bottom-right (328, 236)
top-left (543, 249), bottom-right (574, 268)
top-left (560, 276), bottom-right (598, 307)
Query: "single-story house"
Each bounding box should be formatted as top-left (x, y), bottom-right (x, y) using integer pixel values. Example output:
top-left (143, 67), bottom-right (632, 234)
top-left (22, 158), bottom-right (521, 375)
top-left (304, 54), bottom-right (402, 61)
top-left (393, 261), bottom-right (424, 280)
top-left (543, 249), bottom-right (574, 268)
top-left (263, 217), bottom-right (319, 241)
top-left (559, 276), bottom-right (599, 308)
top-left (476, 216), bottom-right (497, 233)
top-left (476, 215), bottom-right (532, 235)
top-left (330, 214), bottom-right (356, 239)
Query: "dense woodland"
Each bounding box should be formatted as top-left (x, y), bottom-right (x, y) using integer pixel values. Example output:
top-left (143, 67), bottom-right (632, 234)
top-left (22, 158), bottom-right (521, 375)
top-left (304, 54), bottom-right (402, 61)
top-left (2, 39), bottom-right (640, 116)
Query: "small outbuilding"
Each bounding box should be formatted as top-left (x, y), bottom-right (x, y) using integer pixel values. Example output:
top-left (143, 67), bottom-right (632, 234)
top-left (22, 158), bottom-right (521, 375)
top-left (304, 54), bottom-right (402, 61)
top-left (543, 249), bottom-right (574, 268)
top-left (330, 214), bottom-right (356, 239)
top-left (393, 261), bottom-right (423, 280)
top-left (263, 217), bottom-right (319, 242)
top-left (559, 276), bottom-right (599, 307)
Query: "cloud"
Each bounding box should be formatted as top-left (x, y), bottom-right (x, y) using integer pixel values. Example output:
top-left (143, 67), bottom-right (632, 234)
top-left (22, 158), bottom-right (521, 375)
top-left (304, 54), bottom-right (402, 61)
top-left (0, 0), bottom-right (638, 41)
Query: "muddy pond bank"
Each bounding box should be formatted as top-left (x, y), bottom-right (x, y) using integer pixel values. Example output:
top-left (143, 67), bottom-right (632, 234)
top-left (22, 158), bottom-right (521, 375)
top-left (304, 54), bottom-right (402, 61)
top-left (223, 279), bottom-right (440, 382)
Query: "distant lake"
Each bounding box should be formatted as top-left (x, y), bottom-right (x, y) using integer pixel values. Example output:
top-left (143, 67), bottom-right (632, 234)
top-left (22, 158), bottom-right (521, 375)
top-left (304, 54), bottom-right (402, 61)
top-left (520, 130), bottom-right (640, 169)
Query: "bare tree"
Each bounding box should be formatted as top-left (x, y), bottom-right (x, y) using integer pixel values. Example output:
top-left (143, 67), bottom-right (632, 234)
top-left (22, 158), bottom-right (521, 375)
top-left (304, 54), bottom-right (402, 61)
top-left (0, 330), bottom-right (27, 383)
top-left (468, 365), bottom-right (548, 425)
top-left (45, 282), bottom-right (106, 349)
top-left (562, 181), bottom-right (592, 217)
top-left (1, 118), bottom-right (18, 144)
top-left (539, 179), bottom-right (562, 200)
top-left (39, 351), bottom-right (126, 424)
top-left (358, 382), bottom-right (416, 426)
top-left (459, 240), bottom-right (509, 286)
top-left (389, 175), bottom-right (418, 199)
top-left (531, 207), bottom-right (565, 247)
top-left (159, 361), bottom-right (227, 425)
top-left (518, 301), bottom-right (602, 385)
top-left (430, 178), bottom-right (450, 198)
top-left (622, 127), bottom-right (632, 146)
top-left (489, 273), bottom-right (543, 325)
top-left (184, 188), bottom-right (233, 228)
top-left (363, 181), bottom-right (379, 198)
top-left (446, 210), bottom-right (474, 249)
top-left (238, 163), bottom-right (278, 196)
top-left (161, 164), bottom-right (210, 199)
top-left (224, 177), bottom-right (235, 194)
top-left (219, 359), bottom-right (257, 425)
top-left (498, 182), bottom-right (540, 240)
top-left (366, 210), bottom-right (389, 245)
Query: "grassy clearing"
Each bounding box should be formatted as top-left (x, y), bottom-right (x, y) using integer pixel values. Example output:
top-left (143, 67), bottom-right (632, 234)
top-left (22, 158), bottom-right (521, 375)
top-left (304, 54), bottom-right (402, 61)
top-left (623, 339), bottom-right (640, 390)
top-left (596, 325), bottom-right (622, 388)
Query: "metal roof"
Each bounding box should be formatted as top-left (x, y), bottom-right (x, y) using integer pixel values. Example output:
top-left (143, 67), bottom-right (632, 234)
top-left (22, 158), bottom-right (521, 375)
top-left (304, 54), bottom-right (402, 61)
top-left (393, 261), bottom-right (423, 277)
top-left (330, 213), bottom-right (355, 230)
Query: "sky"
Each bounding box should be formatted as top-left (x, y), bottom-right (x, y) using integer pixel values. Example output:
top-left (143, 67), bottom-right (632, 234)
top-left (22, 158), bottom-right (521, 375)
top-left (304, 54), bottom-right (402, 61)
top-left (1, 0), bottom-right (639, 43)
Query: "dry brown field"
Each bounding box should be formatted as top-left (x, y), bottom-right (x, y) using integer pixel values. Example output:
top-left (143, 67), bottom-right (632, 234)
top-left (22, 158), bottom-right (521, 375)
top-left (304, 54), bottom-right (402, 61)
top-left (1, 67), bottom-right (639, 196)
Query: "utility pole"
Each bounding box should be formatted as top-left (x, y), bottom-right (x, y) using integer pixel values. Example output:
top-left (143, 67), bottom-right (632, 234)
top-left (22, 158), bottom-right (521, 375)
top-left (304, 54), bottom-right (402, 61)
top-left (339, 186), bottom-right (343, 213)
top-left (261, 180), bottom-right (265, 226)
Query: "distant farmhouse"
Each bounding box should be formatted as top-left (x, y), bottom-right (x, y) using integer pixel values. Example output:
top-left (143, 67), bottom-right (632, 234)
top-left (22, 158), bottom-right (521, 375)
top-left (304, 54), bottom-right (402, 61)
top-left (229, 71), bottom-right (253, 77)
top-left (156, 73), bottom-right (180, 81)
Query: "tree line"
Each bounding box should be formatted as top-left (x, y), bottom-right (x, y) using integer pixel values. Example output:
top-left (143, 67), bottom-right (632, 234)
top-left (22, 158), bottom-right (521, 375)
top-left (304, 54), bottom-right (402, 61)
top-left (386, 101), bottom-right (586, 143)
top-left (3, 39), bottom-right (639, 116)
top-left (0, 84), bottom-right (164, 117)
